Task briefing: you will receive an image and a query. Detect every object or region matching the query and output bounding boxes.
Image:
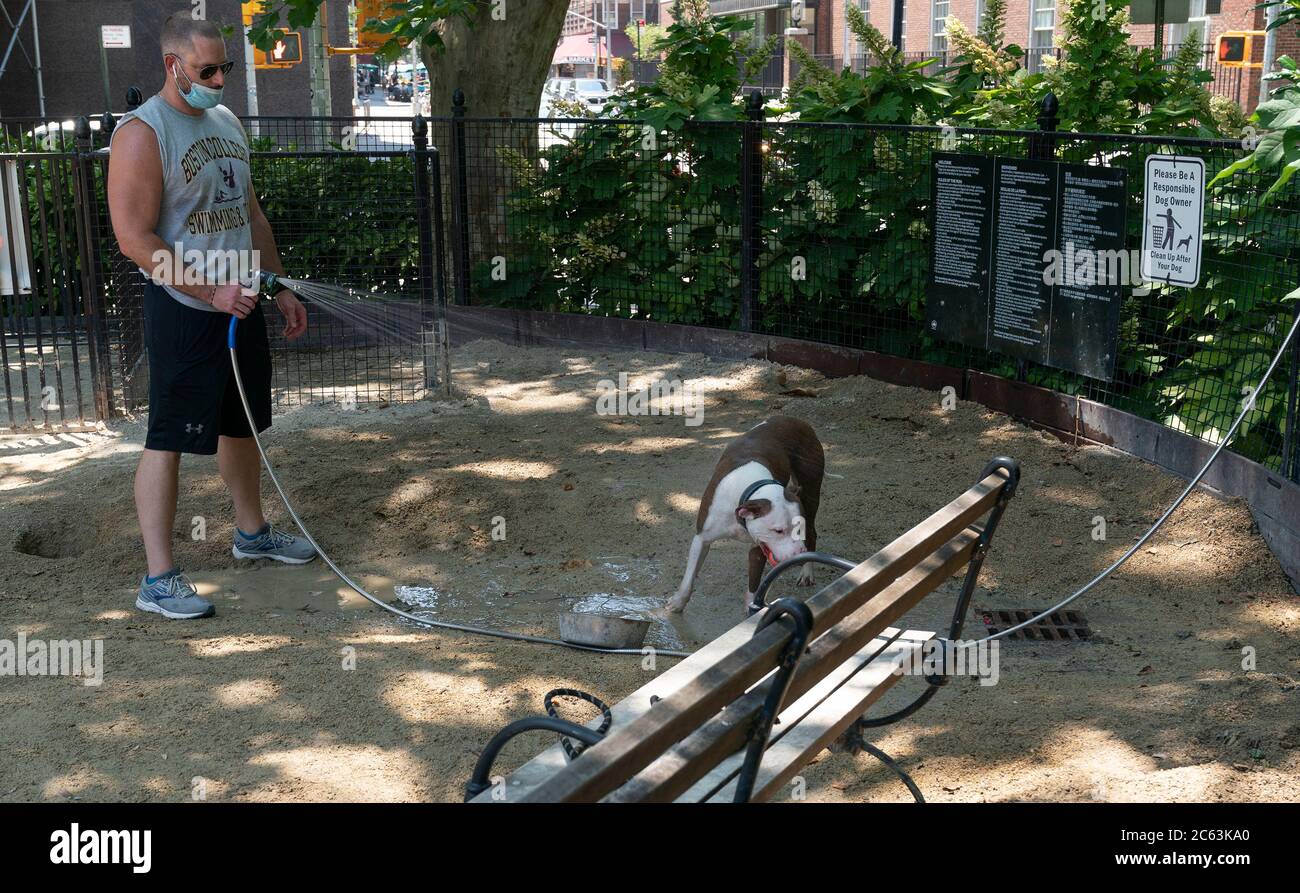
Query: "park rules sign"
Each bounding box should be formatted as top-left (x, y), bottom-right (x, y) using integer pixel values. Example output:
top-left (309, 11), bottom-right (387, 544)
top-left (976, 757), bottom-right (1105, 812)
top-left (1140, 155), bottom-right (1204, 288)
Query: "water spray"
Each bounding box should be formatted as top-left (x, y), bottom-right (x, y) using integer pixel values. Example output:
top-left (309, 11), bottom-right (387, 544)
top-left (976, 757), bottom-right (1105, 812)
top-left (225, 272), bottom-right (690, 658)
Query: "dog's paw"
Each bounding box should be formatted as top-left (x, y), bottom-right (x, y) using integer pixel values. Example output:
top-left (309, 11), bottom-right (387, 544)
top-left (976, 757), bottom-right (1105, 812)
top-left (796, 565), bottom-right (815, 587)
top-left (663, 596), bottom-right (688, 615)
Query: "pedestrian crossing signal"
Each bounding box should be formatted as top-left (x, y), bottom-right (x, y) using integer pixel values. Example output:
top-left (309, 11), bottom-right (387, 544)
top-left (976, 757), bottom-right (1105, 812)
top-left (254, 32), bottom-right (301, 68)
top-left (1215, 31), bottom-right (1263, 68)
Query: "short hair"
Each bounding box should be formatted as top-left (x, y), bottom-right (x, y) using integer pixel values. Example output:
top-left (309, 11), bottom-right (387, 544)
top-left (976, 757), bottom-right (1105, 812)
top-left (160, 12), bottom-right (224, 58)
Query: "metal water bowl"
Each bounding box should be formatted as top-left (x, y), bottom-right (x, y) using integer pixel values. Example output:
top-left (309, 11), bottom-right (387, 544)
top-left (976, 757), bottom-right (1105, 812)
top-left (558, 611), bottom-right (650, 650)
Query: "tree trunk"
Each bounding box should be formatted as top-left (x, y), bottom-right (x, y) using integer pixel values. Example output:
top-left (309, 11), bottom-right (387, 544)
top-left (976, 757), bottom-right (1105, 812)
top-left (423, 0), bottom-right (570, 118)
top-left (423, 1), bottom-right (571, 287)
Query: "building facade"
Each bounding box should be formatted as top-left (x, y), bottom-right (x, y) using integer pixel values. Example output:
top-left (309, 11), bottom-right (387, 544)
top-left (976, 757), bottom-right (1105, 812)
top-left (650, 0), bottom-right (1298, 112)
top-left (554, 0), bottom-right (662, 78)
top-left (0, 0), bottom-right (353, 119)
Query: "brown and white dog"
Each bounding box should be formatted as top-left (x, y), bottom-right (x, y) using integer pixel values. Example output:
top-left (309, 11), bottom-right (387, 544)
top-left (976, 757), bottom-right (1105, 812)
top-left (665, 416), bottom-right (824, 613)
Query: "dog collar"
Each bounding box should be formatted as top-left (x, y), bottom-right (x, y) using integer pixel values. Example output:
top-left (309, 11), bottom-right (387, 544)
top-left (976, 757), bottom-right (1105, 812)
top-left (737, 478), bottom-right (784, 528)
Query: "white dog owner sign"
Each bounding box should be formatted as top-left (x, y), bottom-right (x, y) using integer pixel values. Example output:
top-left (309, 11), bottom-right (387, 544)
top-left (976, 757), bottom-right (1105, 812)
top-left (1140, 154), bottom-right (1204, 288)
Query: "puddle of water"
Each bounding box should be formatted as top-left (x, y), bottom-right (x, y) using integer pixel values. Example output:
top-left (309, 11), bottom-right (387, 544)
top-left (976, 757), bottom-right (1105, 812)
top-left (193, 567), bottom-right (385, 614)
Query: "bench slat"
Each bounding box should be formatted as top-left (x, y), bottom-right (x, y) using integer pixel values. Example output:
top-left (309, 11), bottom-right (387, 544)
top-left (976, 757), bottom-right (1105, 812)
top-left (706, 632), bottom-right (936, 802)
top-left (675, 629), bottom-right (933, 802)
top-left (520, 471), bottom-right (1009, 804)
top-left (603, 528), bottom-right (978, 803)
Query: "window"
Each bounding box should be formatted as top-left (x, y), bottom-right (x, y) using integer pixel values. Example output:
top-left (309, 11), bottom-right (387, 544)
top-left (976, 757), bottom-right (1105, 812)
top-left (932, 0), bottom-right (950, 55)
top-left (1168, 0), bottom-right (1210, 60)
top-left (1028, 0), bottom-right (1055, 72)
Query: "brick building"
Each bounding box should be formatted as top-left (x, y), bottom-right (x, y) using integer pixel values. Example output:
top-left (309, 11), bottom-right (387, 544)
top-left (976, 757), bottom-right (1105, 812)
top-left (653, 0), bottom-right (1298, 112)
top-left (0, 0), bottom-right (353, 119)
top-left (554, 0), bottom-right (661, 78)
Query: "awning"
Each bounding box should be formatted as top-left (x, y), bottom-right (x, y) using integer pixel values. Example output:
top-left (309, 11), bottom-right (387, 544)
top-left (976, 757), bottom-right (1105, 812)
top-left (554, 33), bottom-right (601, 65)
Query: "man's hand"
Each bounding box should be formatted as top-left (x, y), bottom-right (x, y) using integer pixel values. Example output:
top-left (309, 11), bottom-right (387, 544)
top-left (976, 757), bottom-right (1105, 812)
top-left (275, 289), bottom-right (308, 340)
top-left (212, 282), bottom-right (259, 318)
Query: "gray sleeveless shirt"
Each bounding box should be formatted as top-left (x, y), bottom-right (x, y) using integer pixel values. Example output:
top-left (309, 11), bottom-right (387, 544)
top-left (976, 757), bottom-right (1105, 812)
top-left (112, 94), bottom-right (253, 312)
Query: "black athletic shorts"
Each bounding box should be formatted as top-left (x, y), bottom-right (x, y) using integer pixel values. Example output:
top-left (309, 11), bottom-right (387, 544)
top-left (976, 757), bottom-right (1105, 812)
top-left (143, 280), bottom-right (273, 455)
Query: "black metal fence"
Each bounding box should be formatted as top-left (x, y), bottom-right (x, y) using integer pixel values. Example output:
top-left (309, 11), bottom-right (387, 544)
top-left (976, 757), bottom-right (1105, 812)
top-left (3, 94), bottom-right (1298, 485)
top-left (440, 97), bottom-right (1300, 481)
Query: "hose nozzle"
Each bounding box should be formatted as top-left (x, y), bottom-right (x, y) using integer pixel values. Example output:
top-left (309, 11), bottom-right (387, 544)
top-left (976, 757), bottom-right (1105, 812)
top-left (253, 269), bottom-right (280, 295)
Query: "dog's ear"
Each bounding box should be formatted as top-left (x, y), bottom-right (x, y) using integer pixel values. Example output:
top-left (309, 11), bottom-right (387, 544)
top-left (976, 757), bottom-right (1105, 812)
top-left (736, 499), bottom-right (772, 523)
top-left (784, 478), bottom-right (801, 502)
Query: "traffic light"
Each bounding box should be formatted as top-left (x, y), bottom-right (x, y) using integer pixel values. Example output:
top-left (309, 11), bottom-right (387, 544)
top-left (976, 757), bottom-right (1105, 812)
top-left (1215, 31), bottom-right (1264, 68)
top-left (241, 1), bottom-right (270, 27)
top-left (242, 3), bottom-right (301, 68)
top-left (1216, 34), bottom-right (1246, 65)
top-left (357, 0), bottom-right (408, 50)
top-left (253, 32), bottom-right (301, 68)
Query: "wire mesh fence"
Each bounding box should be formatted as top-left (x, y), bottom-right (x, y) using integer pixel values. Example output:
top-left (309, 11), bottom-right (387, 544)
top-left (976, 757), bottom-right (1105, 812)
top-left (1, 114), bottom-right (445, 432)
top-left (0, 149), bottom-right (107, 432)
top-left (2, 101), bottom-right (1297, 485)
top-left (455, 112), bottom-right (1300, 480)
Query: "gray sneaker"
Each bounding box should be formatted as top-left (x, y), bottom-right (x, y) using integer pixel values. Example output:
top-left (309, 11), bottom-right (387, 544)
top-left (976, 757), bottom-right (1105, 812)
top-left (135, 569), bottom-right (215, 620)
top-left (232, 523), bottom-right (317, 564)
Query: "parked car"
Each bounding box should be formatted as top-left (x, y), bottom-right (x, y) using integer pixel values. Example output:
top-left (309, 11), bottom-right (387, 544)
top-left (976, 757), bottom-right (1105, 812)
top-left (540, 78), bottom-right (574, 116)
top-left (566, 78), bottom-right (612, 113)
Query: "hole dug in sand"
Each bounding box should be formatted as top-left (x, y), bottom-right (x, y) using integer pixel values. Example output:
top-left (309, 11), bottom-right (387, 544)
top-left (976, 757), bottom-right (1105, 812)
top-left (13, 519), bottom-right (85, 560)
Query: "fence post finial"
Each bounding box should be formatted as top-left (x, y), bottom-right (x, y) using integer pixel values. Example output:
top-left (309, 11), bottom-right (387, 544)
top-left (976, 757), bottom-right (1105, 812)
top-left (745, 89), bottom-right (763, 119)
top-left (413, 113), bottom-right (427, 145)
top-left (1038, 93), bottom-right (1059, 132)
top-left (126, 86), bottom-right (143, 110)
top-left (453, 88), bottom-right (466, 114)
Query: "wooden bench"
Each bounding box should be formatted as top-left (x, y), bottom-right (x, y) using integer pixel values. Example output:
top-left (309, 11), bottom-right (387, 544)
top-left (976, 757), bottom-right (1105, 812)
top-left (466, 456), bottom-right (1020, 803)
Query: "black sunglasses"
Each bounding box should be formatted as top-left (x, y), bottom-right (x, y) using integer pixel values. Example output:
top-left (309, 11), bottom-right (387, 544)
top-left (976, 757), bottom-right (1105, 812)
top-left (173, 56), bottom-right (235, 80)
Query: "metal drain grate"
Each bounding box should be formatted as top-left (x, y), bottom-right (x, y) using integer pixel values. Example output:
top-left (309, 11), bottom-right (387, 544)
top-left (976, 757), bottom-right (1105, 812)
top-left (982, 609), bottom-right (1092, 641)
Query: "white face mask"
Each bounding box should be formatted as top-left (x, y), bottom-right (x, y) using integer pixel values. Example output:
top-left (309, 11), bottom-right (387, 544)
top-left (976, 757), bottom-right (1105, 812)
top-left (171, 61), bottom-right (224, 110)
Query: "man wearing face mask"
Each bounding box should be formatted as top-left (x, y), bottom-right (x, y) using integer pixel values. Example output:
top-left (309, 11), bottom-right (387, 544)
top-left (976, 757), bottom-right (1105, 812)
top-left (107, 13), bottom-right (315, 621)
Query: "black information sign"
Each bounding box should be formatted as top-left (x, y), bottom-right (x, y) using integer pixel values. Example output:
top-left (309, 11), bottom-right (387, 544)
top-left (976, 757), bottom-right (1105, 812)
top-left (928, 154), bottom-right (994, 348)
top-left (926, 152), bottom-right (1129, 380)
top-left (989, 158), bottom-right (1059, 363)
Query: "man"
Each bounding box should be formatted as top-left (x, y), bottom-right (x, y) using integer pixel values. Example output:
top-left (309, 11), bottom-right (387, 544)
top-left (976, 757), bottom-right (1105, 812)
top-left (108, 13), bottom-right (315, 620)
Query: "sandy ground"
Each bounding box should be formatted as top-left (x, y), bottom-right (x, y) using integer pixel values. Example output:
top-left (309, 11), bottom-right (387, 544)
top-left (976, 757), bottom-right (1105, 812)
top-left (1, 338), bottom-right (1298, 803)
